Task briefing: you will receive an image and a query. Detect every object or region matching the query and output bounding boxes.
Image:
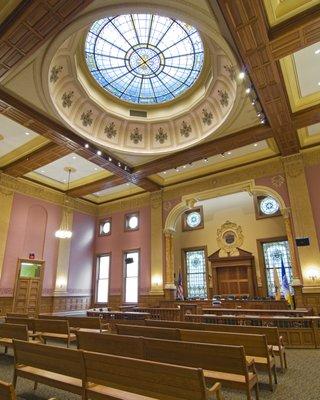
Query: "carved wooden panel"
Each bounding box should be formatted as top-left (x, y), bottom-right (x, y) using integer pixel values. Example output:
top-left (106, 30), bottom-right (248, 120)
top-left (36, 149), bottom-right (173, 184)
top-left (217, 0), bottom-right (300, 156)
top-left (269, 5), bottom-right (320, 59)
top-left (0, 0), bottom-right (93, 79)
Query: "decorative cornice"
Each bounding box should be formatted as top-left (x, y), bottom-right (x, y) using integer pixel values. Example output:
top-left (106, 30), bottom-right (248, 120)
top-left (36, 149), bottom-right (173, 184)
top-left (0, 173), bottom-right (97, 216)
top-left (98, 192), bottom-right (151, 216)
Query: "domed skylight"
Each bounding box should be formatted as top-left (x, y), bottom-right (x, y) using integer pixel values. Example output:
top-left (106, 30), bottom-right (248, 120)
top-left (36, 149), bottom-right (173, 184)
top-left (85, 14), bottom-right (204, 104)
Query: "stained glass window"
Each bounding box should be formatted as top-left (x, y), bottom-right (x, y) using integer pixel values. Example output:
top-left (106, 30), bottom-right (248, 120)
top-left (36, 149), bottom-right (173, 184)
top-left (186, 211), bottom-right (202, 228)
top-left (85, 14), bottom-right (204, 104)
top-left (185, 249), bottom-right (207, 299)
top-left (260, 196), bottom-right (280, 215)
top-left (262, 240), bottom-right (293, 296)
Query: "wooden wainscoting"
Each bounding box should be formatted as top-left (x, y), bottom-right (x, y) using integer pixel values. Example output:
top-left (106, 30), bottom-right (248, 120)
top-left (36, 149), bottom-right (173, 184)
top-left (302, 292), bottom-right (320, 315)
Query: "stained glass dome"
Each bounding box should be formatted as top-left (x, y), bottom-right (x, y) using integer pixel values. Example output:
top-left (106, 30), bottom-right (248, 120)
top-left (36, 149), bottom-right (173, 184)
top-left (85, 14), bottom-right (204, 104)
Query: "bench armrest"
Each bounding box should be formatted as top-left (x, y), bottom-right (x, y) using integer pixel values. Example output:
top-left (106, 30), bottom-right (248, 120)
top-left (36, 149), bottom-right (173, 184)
top-left (208, 382), bottom-right (222, 400)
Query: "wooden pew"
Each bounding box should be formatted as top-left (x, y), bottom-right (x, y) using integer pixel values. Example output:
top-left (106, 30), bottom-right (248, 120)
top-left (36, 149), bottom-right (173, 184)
top-left (116, 324), bottom-right (180, 340)
top-left (33, 319), bottom-right (76, 347)
top-left (77, 331), bottom-right (258, 400)
top-left (0, 323), bottom-right (40, 353)
top-left (12, 339), bottom-right (222, 400)
top-left (6, 313), bottom-right (30, 318)
top-left (180, 329), bottom-right (276, 390)
top-left (5, 317), bottom-right (35, 335)
top-left (13, 340), bottom-right (85, 396)
top-left (146, 319), bottom-right (287, 371)
top-left (0, 380), bottom-right (16, 400)
top-left (83, 350), bottom-right (223, 400)
top-left (38, 314), bottom-right (102, 333)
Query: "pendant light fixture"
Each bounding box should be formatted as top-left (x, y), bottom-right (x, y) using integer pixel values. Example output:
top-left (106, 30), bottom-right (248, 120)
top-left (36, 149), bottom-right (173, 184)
top-left (55, 167), bottom-right (74, 239)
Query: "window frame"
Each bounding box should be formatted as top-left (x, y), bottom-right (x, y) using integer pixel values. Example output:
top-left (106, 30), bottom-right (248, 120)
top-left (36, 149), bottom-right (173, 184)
top-left (254, 194), bottom-right (281, 220)
top-left (256, 236), bottom-right (293, 297)
top-left (182, 245), bottom-right (209, 299)
top-left (94, 253), bottom-right (111, 305)
top-left (124, 212), bottom-right (140, 232)
top-left (123, 248), bottom-right (140, 304)
top-left (98, 217), bottom-right (112, 237)
top-left (182, 206), bottom-right (204, 232)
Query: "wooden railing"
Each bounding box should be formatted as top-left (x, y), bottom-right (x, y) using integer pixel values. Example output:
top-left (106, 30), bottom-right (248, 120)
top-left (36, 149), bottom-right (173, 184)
top-left (133, 307), bottom-right (181, 321)
top-left (159, 299), bottom-right (290, 310)
top-left (185, 314), bottom-right (320, 348)
top-left (202, 308), bottom-right (312, 317)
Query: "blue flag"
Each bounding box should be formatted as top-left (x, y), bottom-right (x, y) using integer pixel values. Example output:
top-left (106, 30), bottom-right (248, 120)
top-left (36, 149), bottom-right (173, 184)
top-left (281, 257), bottom-right (293, 308)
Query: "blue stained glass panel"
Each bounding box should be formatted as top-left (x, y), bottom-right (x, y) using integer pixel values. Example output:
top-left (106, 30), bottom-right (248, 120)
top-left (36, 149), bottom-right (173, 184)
top-left (85, 14), bottom-right (204, 104)
top-left (185, 250), bottom-right (207, 299)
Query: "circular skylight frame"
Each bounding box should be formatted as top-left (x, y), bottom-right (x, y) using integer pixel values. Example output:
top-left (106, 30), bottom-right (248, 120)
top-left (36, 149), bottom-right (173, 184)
top-left (85, 14), bottom-right (204, 105)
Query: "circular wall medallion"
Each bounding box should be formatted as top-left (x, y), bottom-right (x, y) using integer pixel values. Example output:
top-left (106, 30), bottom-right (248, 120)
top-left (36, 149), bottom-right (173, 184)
top-left (186, 211), bottom-right (202, 228)
top-left (260, 196), bottom-right (280, 215)
top-left (85, 14), bottom-right (204, 104)
top-left (223, 230), bottom-right (235, 245)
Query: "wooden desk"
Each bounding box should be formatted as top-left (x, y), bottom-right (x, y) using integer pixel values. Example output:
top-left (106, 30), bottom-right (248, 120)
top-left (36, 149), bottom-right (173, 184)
top-left (185, 314), bottom-right (320, 348)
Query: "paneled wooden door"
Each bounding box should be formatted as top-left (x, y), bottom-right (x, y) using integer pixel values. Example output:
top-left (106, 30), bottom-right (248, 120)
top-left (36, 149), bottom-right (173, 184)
top-left (13, 259), bottom-right (45, 315)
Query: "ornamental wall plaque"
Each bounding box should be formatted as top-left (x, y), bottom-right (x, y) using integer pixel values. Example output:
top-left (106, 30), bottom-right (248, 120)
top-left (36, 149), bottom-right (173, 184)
top-left (217, 220), bottom-right (244, 256)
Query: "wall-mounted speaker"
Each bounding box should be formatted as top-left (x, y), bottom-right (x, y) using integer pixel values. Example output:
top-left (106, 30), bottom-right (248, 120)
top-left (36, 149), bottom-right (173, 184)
top-left (125, 257), bottom-right (134, 264)
top-left (295, 237), bottom-right (310, 246)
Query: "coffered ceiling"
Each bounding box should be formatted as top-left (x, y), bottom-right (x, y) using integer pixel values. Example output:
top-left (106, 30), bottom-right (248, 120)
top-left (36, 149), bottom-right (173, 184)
top-left (0, 0), bottom-right (319, 205)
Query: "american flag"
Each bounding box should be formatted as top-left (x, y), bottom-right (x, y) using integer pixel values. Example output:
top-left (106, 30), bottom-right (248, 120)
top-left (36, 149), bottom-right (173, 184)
top-left (177, 270), bottom-right (184, 300)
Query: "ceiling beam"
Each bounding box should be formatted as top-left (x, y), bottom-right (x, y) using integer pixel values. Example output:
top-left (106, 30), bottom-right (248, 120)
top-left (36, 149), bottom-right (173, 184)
top-left (2, 141), bottom-right (71, 177)
top-left (67, 176), bottom-right (128, 198)
top-left (217, 0), bottom-right (300, 156)
top-left (292, 104), bottom-right (320, 130)
top-left (132, 124), bottom-right (273, 179)
top-left (0, 87), bottom-right (161, 192)
top-left (0, 0), bottom-right (93, 80)
top-left (269, 4), bottom-right (320, 60)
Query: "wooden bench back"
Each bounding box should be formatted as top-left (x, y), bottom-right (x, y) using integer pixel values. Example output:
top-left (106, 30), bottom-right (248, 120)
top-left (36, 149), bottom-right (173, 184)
top-left (146, 319), bottom-right (201, 330)
top-left (6, 313), bottom-right (30, 318)
top-left (180, 329), bottom-right (269, 358)
top-left (13, 340), bottom-right (84, 379)
top-left (83, 350), bottom-right (207, 400)
top-left (5, 317), bottom-right (34, 332)
top-left (0, 380), bottom-right (16, 400)
top-left (34, 318), bottom-right (69, 334)
top-left (77, 331), bottom-right (144, 359)
top-left (116, 324), bottom-right (181, 340)
top-left (38, 315), bottom-right (101, 330)
top-left (146, 319), bottom-right (280, 346)
top-left (143, 337), bottom-right (248, 376)
top-left (0, 323), bottom-right (28, 341)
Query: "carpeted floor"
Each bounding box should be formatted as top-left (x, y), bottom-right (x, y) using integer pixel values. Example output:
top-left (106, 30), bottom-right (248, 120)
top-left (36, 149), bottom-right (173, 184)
top-left (0, 344), bottom-right (319, 400)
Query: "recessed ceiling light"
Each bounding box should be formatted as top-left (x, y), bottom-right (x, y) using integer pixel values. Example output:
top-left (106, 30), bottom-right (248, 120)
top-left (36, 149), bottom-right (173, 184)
top-left (94, 167), bottom-right (98, 171)
top-left (315, 49), bottom-right (320, 55)
top-left (204, 158), bottom-right (208, 162)
top-left (63, 179), bottom-right (66, 182)
top-left (97, 150), bottom-right (102, 156)
top-left (318, 82), bottom-right (320, 86)
top-left (126, 183), bottom-right (130, 186)
top-left (96, 192), bottom-right (100, 195)
top-left (25, 132), bottom-right (30, 136)
top-left (245, 87), bottom-right (251, 94)
top-left (182, 165), bottom-right (186, 169)
top-left (253, 143), bottom-right (258, 147)
top-left (84, 143), bottom-right (89, 148)
top-left (163, 171), bottom-right (167, 174)
top-left (238, 71), bottom-right (245, 80)
top-left (41, 170), bottom-right (45, 173)
top-left (72, 156), bottom-right (76, 159)
top-left (175, 167), bottom-right (180, 172)
top-left (227, 151), bottom-right (232, 155)
top-left (108, 157), bottom-right (112, 162)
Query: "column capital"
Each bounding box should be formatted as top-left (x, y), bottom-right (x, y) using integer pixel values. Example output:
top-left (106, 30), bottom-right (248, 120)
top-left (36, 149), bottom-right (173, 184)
top-left (281, 207), bottom-right (291, 219)
top-left (164, 228), bottom-right (175, 237)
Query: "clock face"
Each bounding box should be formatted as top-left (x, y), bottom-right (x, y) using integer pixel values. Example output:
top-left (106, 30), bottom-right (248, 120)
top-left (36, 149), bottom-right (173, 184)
top-left (260, 196), bottom-right (280, 215)
top-left (186, 211), bottom-right (201, 228)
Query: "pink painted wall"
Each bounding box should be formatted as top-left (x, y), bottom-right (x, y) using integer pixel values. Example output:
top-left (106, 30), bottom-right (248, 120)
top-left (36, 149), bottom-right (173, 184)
top-left (68, 211), bottom-right (95, 295)
top-left (255, 175), bottom-right (290, 207)
top-left (0, 193), bottom-right (61, 296)
top-left (0, 193), bottom-right (96, 297)
top-left (305, 164), bottom-right (320, 246)
top-left (95, 206), bottom-right (151, 297)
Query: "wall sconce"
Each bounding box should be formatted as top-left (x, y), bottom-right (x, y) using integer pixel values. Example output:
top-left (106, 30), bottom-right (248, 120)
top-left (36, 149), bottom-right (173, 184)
top-left (56, 277), bottom-right (67, 289)
top-left (307, 267), bottom-right (320, 283)
top-left (152, 275), bottom-right (163, 287)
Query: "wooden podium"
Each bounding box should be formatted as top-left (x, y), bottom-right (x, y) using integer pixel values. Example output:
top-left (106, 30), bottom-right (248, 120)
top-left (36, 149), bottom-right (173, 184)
top-left (208, 248), bottom-right (257, 297)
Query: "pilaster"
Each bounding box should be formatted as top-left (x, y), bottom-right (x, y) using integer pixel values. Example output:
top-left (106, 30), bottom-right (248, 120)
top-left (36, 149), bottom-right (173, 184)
top-left (150, 191), bottom-right (164, 295)
top-left (0, 188), bottom-right (14, 279)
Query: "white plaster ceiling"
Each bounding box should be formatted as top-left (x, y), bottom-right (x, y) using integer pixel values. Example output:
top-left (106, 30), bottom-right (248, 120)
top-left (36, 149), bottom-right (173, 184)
top-left (30, 153), bottom-right (105, 183)
top-left (307, 122), bottom-right (320, 136)
top-left (93, 182), bottom-right (141, 197)
top-left (156, 139), bottom-right (270, 178)
top-left (0, 114), bottom-right (39, 158)
top-left (294, 41), bottom-right (320, 97)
